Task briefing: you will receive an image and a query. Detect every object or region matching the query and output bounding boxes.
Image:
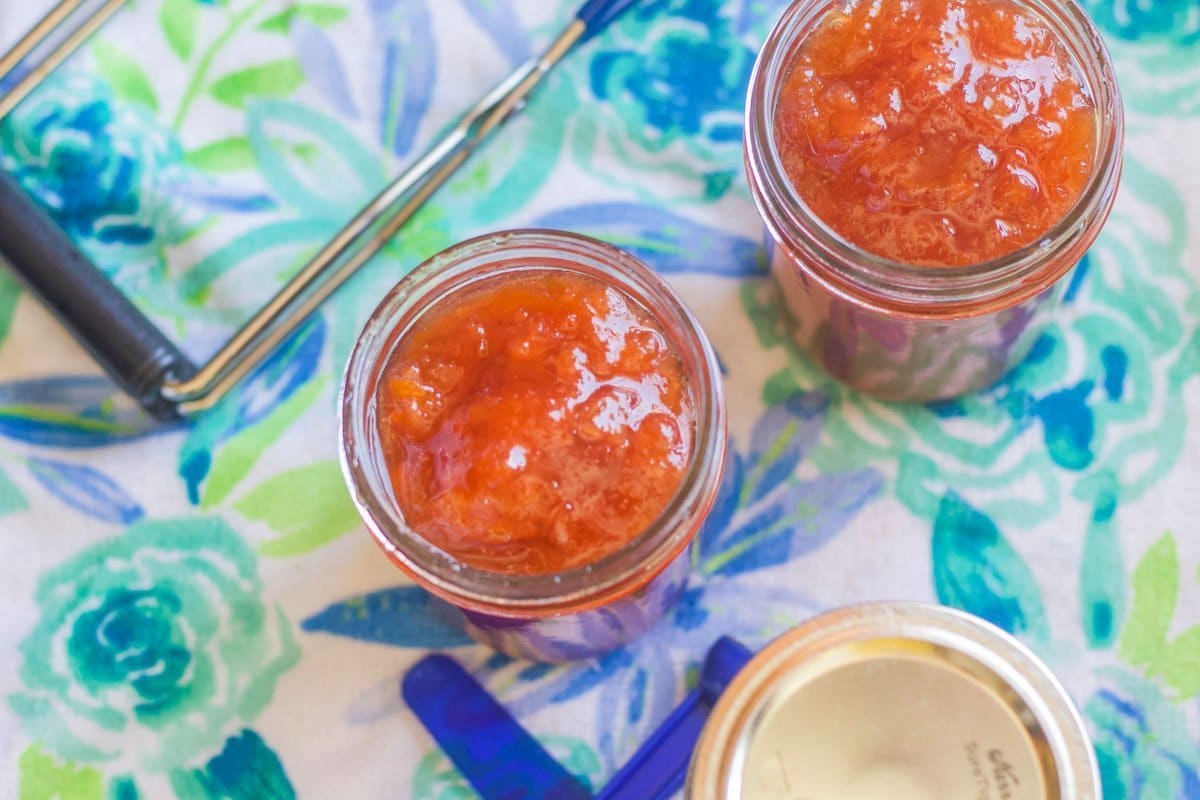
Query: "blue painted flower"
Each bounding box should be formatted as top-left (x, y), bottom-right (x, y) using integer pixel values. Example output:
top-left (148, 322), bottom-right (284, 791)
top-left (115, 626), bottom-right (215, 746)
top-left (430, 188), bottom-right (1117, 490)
top-left (589, 0), bottom-right (754, 151)
top-left (573, 0), bottom-right (759, 198)
top-left (1087, 669), bottom-right (1200, 799)
top-left (0, 73), bottom-right (195, 276)
top-left (9, 517), bottom-right (299, 773)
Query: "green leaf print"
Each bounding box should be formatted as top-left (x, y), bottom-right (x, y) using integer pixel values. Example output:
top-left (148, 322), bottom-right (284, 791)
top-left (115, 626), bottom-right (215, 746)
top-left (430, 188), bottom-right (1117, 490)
top-left (161, 0), bottom-right (201, 61)
top-left (201, 380), bottom-right (326, 509)
top-left (234, 461), bottom-right (360, 557)
top-left (18, 745), bottom-right (103, 800)
top-left (185, 137), bottom-right (258, 174)
top-left (210, 60), bottom-right (305, 109)
top-left (258, 4), bottom-right (349, 34)
top-left (1118, 532), bottom-right (1200, 699)
top-left (92, 42), bottom-right (159, 112)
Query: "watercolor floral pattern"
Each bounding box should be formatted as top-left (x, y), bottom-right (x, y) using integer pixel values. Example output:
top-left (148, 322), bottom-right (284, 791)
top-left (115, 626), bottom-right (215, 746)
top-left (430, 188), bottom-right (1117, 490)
top-left (10, 517), bottom-right (298, 797)
top-left (0, 0), bottom-right (1196, 797)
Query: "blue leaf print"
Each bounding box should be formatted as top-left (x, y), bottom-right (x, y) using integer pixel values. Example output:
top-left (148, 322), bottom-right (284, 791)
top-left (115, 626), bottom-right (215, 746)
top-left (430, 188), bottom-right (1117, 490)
top-left (744, 391), bottom-right (828, 503)
top-left (168, 180), bottom-right (275, 214)
top-left (931, 492), bottom-right (1049, 642)
top-left (546, 649), bottom-right (636, 705)
top-left (627, 668), bottom-right (648, 724)
top-left (496, 648), bottom-right (635, 717)
top-left (697, 450), bottom-right (743, 557)
top-left (594, 645), bottom-right (677, 768)
top-left (705, 470), bottom-right (882, 577)
top-left (459, 0), bottom-right (532, 66)
top-left (178, 317), bottom-right (326, 502)
top-left (0, 376), bottom-right (167, 448)
top-left (671, 586), bottom-right (709, 631)
top-left (302, 585), bottom-right (473, 649)
top-left (294, 21), bottom-right (360, 119)
top-left (371, 0), bottom-right (436, 157)
top-left (27, 457), bottom-right (144, 524)
top-left (533, 203), bottom-right (765, 277)
top-left (1062, 253), bottom-right (1091, 304)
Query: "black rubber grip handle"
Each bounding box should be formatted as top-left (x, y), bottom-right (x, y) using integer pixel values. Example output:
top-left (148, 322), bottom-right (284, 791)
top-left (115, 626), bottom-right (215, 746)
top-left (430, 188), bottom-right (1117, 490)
top-left (0, 169), bottom-right (195, 420)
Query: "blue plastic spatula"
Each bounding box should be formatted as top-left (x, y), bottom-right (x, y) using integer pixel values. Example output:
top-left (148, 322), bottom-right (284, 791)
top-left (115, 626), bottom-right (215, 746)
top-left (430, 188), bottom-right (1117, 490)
top-left (403, 637), bottom-right (754, 800)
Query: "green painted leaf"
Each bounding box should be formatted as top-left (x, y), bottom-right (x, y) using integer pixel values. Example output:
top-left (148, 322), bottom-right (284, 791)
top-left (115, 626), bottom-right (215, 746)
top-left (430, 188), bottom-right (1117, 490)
top-left (185, 137), bottom-right (258, 173)
top-left (931, 492), bottom-right (1049, 643)
top-left (161, 0), bottom-right (200, 60)
top-left (258, 4), bottom-right (349, 33)
top-left (1118, 532), bottom-right (1200, 699)
top-left (92, 41), bottom-right (158, 111)
top-left (234, 461), bottom-right (359, 558)
top-left (210, 60), bottom-right (305, 109)
top-left (0, 465), bottom-right (27, 517)
top-left (201, 379), bottom-right (325, 509)
top-left (18, 745), bottom-right (103, 800)
top-left (0, 269), bottom-right (21, 342)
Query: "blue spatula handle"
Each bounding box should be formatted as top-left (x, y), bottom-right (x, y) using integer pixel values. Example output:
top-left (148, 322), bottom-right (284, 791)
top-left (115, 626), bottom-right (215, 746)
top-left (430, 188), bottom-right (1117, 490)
top-left (594, 637), bottom-right (753, 800)
top-left (403, 655), bottom-right (592, 800)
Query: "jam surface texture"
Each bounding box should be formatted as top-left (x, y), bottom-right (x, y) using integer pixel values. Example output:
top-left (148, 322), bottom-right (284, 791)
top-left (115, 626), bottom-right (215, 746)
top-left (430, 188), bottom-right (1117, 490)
top-left (377, 270), bottom-right (693, 575)
top-left (774, 0), bottom-right (1097, 266)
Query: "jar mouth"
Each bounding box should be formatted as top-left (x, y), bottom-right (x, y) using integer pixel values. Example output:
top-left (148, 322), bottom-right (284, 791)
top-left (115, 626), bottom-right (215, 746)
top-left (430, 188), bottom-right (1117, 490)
top-left (687, 603), bottom-right (1099, 799)
top-left (339, 229), bottom-right (727, 614)
top-left (745, 0), bottom-right (1125, 309)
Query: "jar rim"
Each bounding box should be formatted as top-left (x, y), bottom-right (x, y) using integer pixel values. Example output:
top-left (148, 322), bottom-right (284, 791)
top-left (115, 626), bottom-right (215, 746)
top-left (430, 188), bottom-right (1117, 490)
top-left (339, 229), bottom-right (727, 615)
top-left (744, 0), bottom-right (1126, 310)
top-left (685, 602), bottom-right (1099, 799)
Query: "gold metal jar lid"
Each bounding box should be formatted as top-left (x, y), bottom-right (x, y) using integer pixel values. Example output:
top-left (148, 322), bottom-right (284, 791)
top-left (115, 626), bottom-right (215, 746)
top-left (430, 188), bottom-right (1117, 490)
top-left (686, 603), bottom-right (1099, 800)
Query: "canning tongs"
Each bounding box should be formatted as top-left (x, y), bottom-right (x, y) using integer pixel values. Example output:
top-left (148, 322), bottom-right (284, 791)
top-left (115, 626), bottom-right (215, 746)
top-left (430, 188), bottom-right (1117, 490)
top-left (0, 0), bottom-right (640, 418)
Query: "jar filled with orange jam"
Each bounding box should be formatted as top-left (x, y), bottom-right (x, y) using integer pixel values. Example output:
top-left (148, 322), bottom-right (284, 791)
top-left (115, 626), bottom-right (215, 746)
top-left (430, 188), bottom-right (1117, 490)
top-left (340, 230), bottom-right (726, 661)
top-left (745, 0), bottom-right (1123, 401)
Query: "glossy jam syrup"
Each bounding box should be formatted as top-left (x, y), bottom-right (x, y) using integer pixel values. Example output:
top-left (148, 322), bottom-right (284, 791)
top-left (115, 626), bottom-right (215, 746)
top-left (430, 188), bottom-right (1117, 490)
top-left (376, 270), bottom-right (694, 575)
top-left (774, 0), bottom-right (1097, 266)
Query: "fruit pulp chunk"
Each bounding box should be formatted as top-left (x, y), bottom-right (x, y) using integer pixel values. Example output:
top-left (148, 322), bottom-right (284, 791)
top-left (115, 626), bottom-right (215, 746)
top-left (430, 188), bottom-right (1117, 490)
top-left (377, 270), bottom-right (694, 575)
top-left (774, 0), bottom-right (1097, 267)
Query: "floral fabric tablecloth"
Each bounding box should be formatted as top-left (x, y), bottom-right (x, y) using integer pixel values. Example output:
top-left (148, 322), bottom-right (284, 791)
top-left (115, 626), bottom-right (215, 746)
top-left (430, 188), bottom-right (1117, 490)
top-left (0, 0), bottom-right (1198, 797)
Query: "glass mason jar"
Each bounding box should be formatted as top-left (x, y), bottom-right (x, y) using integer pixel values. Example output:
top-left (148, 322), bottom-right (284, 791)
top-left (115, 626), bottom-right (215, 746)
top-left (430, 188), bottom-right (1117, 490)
top-left (340, 230), bottom-right (727, 662)
top-left (687, 603), bottom-right (1099, 799)
top-left (744, 0), bottom-right (1124, 402)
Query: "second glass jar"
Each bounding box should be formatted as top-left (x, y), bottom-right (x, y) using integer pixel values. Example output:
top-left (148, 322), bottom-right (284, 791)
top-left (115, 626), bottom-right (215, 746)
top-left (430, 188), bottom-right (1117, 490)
top-left (744, 0), bottom-right (1124, 402)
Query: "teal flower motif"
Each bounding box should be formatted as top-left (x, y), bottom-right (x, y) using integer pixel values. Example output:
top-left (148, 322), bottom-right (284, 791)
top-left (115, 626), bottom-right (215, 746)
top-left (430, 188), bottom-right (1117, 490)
top-left (9, 517), bottom-right (299, 773)
top-left (572, 0), bottom-right (756, 200)
top-left (0, 72), bottom-right (195, 277)
top-left (589, 0), bottom-right (752, 151)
